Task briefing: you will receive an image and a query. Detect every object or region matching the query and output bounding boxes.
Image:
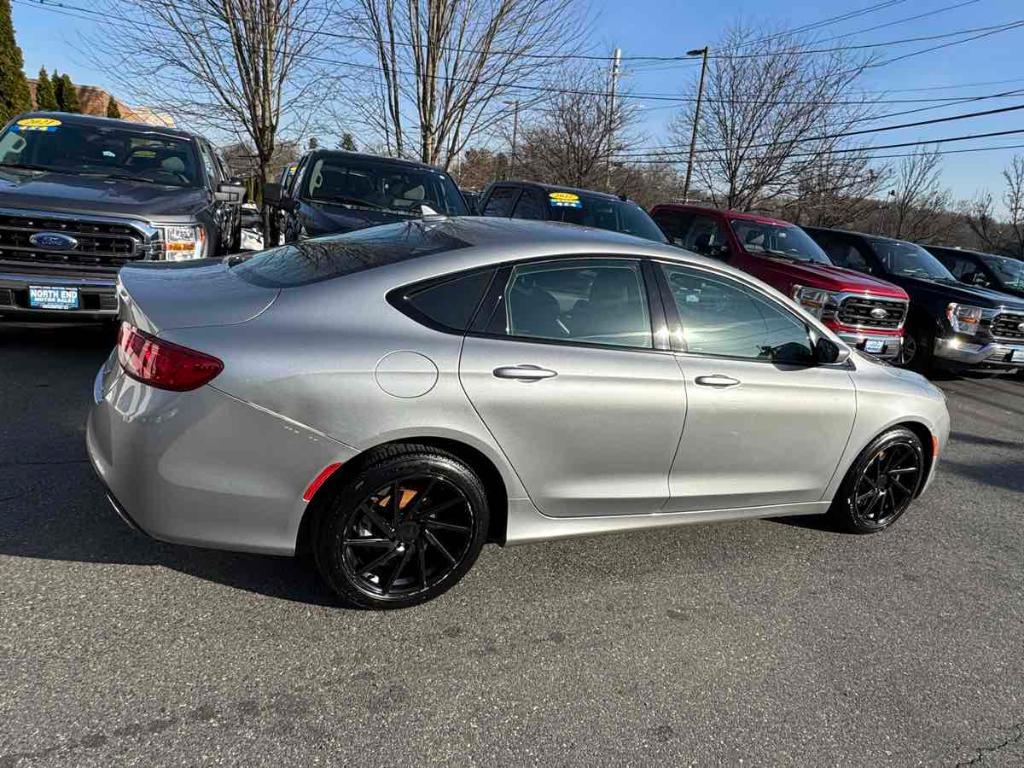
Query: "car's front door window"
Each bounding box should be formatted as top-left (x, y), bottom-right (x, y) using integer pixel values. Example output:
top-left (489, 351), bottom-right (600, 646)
top-left (659, 263), bottom-right (814, 364)
top-left (488, 258), bottom-right (653, 349)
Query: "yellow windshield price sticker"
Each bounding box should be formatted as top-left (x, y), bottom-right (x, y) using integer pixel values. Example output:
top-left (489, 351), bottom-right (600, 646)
top-left (549, 191), bottom-right (582, 208)
top-left (133, 150), bottom-right (156, 158)
top-left (15, 117), bottom-right (62, 132)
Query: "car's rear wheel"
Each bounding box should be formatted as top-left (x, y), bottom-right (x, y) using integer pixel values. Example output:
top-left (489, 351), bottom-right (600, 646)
top-left (313, 445), bottom-right (488, 609)
top-left (830, 427), bottom-right (926, 534)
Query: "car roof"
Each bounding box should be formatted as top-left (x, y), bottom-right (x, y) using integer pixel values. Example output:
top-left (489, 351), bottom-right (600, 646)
top-left (925, 244), bottom-right (997, 259)
top-left (491, 180), bottom-right (626, 203)
top-left (802, 226), bottom-right (915, 245)
top-left (11, 111), bottom-right (198, 141)
top-left (304, 149), bottom-right (447, 172)
top-left (652, 203), bottom-right (795, 227)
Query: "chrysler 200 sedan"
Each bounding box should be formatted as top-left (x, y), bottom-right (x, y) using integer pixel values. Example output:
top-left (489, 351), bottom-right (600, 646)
top-left (86, 218), bottom-right (950, 609)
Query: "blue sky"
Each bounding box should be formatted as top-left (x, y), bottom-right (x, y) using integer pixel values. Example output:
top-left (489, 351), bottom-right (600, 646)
top-left (10, 0), bottom-right (1024, 205)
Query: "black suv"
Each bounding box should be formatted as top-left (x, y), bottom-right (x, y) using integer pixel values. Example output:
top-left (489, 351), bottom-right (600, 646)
top-left (264, 150), bottom-right (468, 242)
top-left (0, 112), bottom-right (244, 321)
top-left (477, 181), bottom-right (666, 243)
top-left (926, 245), bottom-right (1024, 300)
top-left (804, 226), bottom-right (1024, 373)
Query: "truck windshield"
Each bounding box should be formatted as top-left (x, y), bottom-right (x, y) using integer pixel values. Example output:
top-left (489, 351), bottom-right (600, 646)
top-left (871, 239), bottom-right (957, 281)
top-left (730, 220), bottom-right (830, 264)
top-left (981, 254), bottom-right (1024, 290)
top-left (303, 155), bottom-right (468, 216)
top-left (546, 193), bottom-right (667, 243)
top-left (0, 119), bottom-right (201, 187)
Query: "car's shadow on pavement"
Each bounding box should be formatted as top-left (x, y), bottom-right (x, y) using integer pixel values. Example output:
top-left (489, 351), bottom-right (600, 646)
top-left (0, 322), bottom-right (341, 607)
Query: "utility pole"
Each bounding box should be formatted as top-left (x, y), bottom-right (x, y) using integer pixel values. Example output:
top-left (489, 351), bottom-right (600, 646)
top-left (505, 99), bottom-right (520, 180)
top-left (682, 46), bottom-right (709, 202)
top-left (605, 47), bottom-right (621, 191)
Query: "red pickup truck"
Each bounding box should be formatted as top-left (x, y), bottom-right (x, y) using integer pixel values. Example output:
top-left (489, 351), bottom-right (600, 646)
top-left (650, 204), bottom-right (910, 360)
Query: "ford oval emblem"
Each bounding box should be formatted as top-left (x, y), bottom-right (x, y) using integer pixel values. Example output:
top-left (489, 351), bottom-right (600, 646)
top-left (29, 232), bottom-right (78, 251)
top-left (870, 307), bottom-right (889, 320)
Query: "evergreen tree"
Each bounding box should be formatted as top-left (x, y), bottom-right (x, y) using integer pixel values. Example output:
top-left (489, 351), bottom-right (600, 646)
top-left (106, 96), bottom-right (121, 119)
top-left (340, 132), bottom-right (357, 151)
top-left (59, 73), bottom-right (80, 113)
top-left (0, 0), bottom-right (32, 122)
top-left (35, 66), bottom-right (58, 110)
top-left (52, 69), bottom-right (64, 110)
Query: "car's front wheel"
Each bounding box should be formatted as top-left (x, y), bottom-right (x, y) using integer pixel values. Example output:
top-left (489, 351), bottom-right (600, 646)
top-left (830, 427), bottom-right (926, 534)
top-left (313, 444), bottom-right (489, 609)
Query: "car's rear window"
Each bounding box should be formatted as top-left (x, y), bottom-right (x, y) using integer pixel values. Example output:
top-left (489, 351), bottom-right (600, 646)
top-left (228, 221), bottom-right (470, 288)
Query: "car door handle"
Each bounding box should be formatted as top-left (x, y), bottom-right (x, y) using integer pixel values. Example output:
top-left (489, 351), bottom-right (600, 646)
top-left (695, 374), bottom-right (741, 388)
top-left (493, 365), bottom-right (558, 382)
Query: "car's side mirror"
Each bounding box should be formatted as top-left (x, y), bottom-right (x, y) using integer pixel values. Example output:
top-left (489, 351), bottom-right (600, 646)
top-left (815, 336), bottom-right (852, 365)
top-left (215, 181), bottom-right (246, 203)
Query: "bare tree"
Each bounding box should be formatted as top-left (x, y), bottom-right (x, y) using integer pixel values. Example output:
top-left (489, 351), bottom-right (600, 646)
top-left (961, 192), bottom-right (1002, 252)
top-left (94, 0), bottom-right (330, 237)
top-left (1003, 154), bottom-right (1024, 258)
top-left (670, 24), bottom-right (876, 211)
top-left (781, 149), bottom-right (890, 228)
top-left (880, 146), bottom-right (951, 242)
top-left (349, 0), bottom-right (584, 169)
top-left (514, 70), bottom-right (636, 190)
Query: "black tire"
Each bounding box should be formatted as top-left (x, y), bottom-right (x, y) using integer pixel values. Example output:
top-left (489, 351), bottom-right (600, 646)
top-left (313, 444), bottom-right (489, 609)
top-left (830, 427), bottom-right (926, 534)
top-left (900, 325), bottom-right (934, 374)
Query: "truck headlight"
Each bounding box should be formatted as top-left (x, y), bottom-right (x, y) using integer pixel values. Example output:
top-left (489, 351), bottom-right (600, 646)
top-left (946, 303), bottom-right (983, 335)
top-left (792, 285), bottom-right (838, 320)
top-left (160, 224), bottom-right (207, 261)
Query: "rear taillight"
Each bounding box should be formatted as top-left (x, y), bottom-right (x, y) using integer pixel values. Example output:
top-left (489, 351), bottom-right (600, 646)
top-left (117, 322), bottom-right (223, 391)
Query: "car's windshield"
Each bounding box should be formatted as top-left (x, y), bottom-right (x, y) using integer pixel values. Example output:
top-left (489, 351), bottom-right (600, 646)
top-left (980, 254), bottom-right (1024, 290)
top-left (228, 220), bottom-right (470, 288)
top-left (730, 220), bottom-right (831, 264)
top-left (871, 239), bottom-right (956, 281)
top-left (302, 155), bottom-right (467, 216)
top-left (545, 192), bottom-right (667, 243)
top-left (0, 117), bottom-right (201, 187)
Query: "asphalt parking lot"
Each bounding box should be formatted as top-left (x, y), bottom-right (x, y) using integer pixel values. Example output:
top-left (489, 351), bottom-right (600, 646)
top-left (1, 323), bottom-right (1022, 767)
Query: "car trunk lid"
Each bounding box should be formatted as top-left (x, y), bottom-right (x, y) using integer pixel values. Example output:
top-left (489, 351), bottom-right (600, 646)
top-left (117, 258), bottom-right (280, 335)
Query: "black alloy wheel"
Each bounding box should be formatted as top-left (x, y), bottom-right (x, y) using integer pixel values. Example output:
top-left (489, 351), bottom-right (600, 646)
top-left (832, 428), bottom-right (925, 534)
top-left (314, 445), bottom-right (488, 609)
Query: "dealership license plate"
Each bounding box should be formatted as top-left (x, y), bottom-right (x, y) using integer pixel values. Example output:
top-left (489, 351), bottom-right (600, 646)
top-left (28, 286), bottom-right (79, 310)
top-left (1012, 349), bottom-right (1024, 363)
top-left (865, 340), bottom-right (886, 354)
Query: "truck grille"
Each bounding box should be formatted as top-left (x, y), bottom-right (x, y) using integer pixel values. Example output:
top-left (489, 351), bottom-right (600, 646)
top-left (992, 312), bottom-right (1024, 340)
top-left (837, 296), bottom-right (907, 330)
top-left (0, 211), bottom-right (151, 272)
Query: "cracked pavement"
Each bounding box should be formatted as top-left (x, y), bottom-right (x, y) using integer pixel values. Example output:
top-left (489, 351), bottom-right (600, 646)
top-left (1, 323), bottom-right (1023, 766)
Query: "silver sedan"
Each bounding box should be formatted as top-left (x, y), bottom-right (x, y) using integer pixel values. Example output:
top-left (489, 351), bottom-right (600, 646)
top-left (86, 218), bottom-right (950, 609)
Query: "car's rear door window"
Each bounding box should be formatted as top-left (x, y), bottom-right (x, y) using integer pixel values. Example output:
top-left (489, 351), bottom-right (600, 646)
top-left (485, 258), bottom-right (653, 349)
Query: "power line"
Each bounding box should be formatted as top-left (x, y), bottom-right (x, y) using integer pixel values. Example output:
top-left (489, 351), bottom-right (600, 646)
top-left (616, 101), bottom-right (1024, 159)
top-left (18, 0), bottom-right (1021, 65)
top-left (741, 0), bottom-right (910, 47)
top-left (814, 0), bottom-right (983, 44)
top-left (613, 129), bottom-right (1024, 165)
top-left (21, 0), bottom-right (1024, 108)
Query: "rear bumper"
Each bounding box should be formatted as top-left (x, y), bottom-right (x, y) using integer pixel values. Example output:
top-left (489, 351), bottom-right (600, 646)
top-left (86, 361), bottom-right (357, 556)
top-left (0, 269), bottom-right (118, 320)
top-left (835, 329), bottom-right (903, 361)
top-left (933, 337), bottom-right (1024, 369)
